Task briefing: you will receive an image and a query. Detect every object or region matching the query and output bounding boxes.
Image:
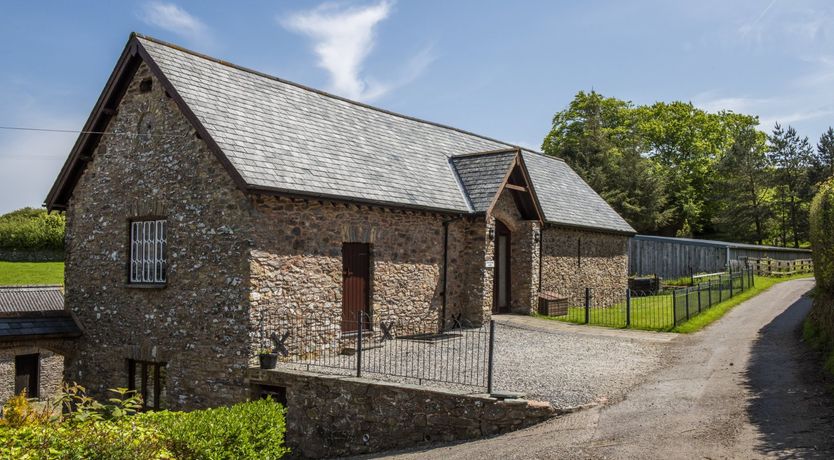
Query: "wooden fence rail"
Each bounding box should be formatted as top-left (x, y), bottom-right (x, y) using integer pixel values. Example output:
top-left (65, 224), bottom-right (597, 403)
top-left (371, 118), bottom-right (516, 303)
top-left (745, 257), bottom-right (813, 277)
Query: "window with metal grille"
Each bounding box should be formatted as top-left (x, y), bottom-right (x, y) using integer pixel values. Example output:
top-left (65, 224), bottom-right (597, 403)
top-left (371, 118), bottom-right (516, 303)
top-left (129, 219), bottom-right (167, 284)
top-left (127, 359), bottom-right (166, 410)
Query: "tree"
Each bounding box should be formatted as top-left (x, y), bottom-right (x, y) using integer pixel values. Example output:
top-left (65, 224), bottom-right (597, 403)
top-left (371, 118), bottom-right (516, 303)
top-left (633, 103), bottom-right (754, 236)
top-left (714, 125), bottom-right (773, 244)
top-left (812, 126), bottom-right (834, 184)
top-left (541, 91), bottom-right (671, 232)
top-left (768, 123), bottom-right (814, 248)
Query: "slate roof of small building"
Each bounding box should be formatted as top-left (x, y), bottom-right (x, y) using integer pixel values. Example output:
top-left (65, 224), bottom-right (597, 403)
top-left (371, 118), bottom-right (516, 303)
top-left (0, 286), bottom-right (81, 340)
top-left (0, 285), bottom-right (65, 314)
top-left (48, 34), bottom-right (635, 235)
top-left (0, 317), bottom-right (82, 341)
top-left (450, 151), bottom-right (517, 212)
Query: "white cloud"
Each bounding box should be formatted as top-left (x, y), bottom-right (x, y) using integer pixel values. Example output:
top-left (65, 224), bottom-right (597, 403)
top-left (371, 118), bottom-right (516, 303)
top-left (140, 2), bottom-right (211, 46)
top-left (737, 0), bottom-right (777, 43)
top-left (693, 91), bottom-right (834, 131)
top-left (281, 1), bottom-right (433, 101)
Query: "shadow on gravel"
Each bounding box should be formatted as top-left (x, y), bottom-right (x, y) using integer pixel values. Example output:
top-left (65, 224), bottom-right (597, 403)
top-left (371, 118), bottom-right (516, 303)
top-left (744, 290), bottom-right (834, 459)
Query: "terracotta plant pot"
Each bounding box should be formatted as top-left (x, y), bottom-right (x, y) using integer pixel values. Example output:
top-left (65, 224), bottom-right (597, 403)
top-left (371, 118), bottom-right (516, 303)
top-left (259, 353), bottom-right (278, 370)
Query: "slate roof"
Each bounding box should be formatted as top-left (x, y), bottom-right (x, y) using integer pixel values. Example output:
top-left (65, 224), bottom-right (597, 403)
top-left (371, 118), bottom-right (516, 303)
top-left (450, 151), bottom-right (517, 212)
top-left (522, 152), bottom-right (635, 233)
top-left (0, 286), bottom-right (81, 340)
top-left (0, 285), bottom-right (65, 314)
top-left (0, 317), bottom-right (82, 341)
top-left (48, 34), bottom-right (635, 235)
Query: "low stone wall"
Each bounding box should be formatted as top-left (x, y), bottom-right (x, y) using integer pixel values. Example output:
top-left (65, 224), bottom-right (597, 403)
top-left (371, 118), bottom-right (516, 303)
top-left (246, 368), bottom-right (557, 458)
top-left (0, 248), bottom-right (64, 262)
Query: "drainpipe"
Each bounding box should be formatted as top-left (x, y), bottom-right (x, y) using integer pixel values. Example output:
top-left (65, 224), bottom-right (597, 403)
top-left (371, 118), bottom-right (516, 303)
top-left (537, 224), bottom-right (544, 293)
top-left (441, 216), bottom-right (464, 331)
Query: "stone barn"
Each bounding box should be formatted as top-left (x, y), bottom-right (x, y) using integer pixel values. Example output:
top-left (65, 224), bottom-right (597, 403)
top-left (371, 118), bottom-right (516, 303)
top-left (45, 33), bottom-right (634, 410)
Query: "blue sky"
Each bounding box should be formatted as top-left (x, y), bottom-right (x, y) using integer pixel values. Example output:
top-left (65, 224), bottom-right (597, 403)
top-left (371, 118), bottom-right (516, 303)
top-left (2, 0), bottom-right (834, 213)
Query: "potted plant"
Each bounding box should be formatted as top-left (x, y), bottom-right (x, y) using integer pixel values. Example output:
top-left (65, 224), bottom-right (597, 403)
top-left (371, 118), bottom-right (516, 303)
top-left (258, 348), bottom-right (278, 370)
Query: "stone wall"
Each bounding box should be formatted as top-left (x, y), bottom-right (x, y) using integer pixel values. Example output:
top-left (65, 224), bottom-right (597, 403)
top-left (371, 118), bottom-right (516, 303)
top-left (248, 196), bottom-right (450, 354)
top-left (0, 249), bottom-right (64, 262)
top-left (63, 63), bottom-right (256, 410)
top-left (540, 226), bottom-right (629, 298)
top-left (246, 368), bottom-right (557, 458)
top-left (0, 345), bottom-right (64, 403)
top-left (445, 216), bottom-right (490, 325)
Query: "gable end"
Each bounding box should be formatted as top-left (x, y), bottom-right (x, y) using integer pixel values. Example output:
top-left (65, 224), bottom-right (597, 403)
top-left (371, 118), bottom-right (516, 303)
top-left (45, 34), bottom-right (246, 211)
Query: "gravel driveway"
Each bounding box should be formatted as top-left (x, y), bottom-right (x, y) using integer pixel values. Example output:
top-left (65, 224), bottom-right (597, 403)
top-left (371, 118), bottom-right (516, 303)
top-left (492, 317), bottom-right (673, 409)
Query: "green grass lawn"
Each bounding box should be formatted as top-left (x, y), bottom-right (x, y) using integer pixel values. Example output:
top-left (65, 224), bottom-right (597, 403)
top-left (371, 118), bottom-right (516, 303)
top-left (672, 273), bottom-right (812, 333)
top-left (537, 273), bottom-right (813, 333)
top-left (0, 261), bottom-right (65, 285)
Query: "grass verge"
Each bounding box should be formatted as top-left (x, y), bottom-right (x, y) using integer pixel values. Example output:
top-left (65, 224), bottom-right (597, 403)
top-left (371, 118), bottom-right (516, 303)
top-left (672, 273), bottom-right (813, 333)
top-left (802, 319), bottom-right (834, 377)
top-left (534, 274), bottom-right (813, 333)
top-left (0, 261), bottom-right (64, 285)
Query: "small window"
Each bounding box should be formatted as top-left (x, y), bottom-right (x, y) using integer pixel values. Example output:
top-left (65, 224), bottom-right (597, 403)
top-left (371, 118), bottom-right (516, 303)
top-left (127, 359), bottom-right (166, 410)
top-left (15, 354), bottom-right (39, 398)
top-left (130, 219), bottom-right (167, 284)
top-left (139, 77), bottom-right (153, 93)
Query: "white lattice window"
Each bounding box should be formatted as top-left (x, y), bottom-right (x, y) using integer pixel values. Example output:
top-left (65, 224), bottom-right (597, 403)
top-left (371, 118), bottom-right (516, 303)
top-left (130, 220), bottom-right (167, 284)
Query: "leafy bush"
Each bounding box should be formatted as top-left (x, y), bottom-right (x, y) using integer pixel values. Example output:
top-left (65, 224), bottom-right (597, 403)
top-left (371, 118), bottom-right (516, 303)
top-left (810, 178), bottom-right (834, 291)
top-left (0, 208), bottom-right (65, 251)
top-left (147, 398), bottom-right (289, 460)
top-left (0, 385), bottom-right (288, 460)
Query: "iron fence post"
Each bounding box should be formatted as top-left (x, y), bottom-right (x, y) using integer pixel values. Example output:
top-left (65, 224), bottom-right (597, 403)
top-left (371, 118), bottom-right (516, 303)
top-left (487, 320), bottom-right (495, 394)
top-left (719, 275), bottom-right (723, 302)
top-left (741, 269), bottom-right (745, 291)
top-left (356, 311), bottom-right (363, 378)
top-left (685, 287), bottom-right (690, 320)
top-left (584, 288), bottom-right (591, 324)
top-left (697, 283), bottom-right (702, 313)
top-left (626, 288), bottom-right (632, 328)
top-left (708, 278), bottom-right (712, 307)
top-left (672, 290), bottom-right (677, 327)
top-left (729, 273), bottom-right (734, 298)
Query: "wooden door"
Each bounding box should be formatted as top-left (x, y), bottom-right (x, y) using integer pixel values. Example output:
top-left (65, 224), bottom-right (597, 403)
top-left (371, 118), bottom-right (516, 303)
top-left (493, 221), bottom-right (511, 313)
top-left (15, 354), bottom-right (39, 398)
top-left (342, 243), bottom-right (371, 332)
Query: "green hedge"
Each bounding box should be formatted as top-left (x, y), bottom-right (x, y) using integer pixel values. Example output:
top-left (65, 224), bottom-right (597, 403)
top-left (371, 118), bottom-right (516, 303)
top-left (0, 208), bottom-right (65, 251)
top-left (811, 179), bottom-right (834, 291)
top-left (0, 386), bottom-right (289, 460)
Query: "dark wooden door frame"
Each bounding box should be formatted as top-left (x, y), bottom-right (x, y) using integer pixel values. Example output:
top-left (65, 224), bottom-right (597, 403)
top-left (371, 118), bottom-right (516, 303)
top-left (493, 220), bottom-right (511, 313)
top-left (15, 353), bottom-right (39, 398)
top-left (342, 242), bottom-right (372, 332)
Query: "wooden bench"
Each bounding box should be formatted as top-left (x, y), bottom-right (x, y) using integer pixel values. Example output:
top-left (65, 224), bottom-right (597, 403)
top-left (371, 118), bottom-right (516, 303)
top-left (538, 291), bottom-right (569, 316)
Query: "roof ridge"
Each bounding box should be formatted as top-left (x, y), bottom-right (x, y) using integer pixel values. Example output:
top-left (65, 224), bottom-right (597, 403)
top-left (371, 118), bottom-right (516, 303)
top-left (450, 148), bottom-right (519, 160)
top-left (132, 32), bottom-right (534, 155)
top-left (0, 285), bottom-right (63, 290)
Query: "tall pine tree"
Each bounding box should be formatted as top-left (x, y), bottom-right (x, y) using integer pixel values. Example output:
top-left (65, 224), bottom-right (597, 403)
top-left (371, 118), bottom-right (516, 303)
top-left (714, 125), bottom-right (772, 244)
top-left (768, 123), bottom-right (813, 248)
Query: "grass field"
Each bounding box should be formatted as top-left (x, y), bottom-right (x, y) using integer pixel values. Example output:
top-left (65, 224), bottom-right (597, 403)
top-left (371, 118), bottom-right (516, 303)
top-left (537, 274), bottom-right (813, 333)
top-left (0, 261), bottom-right (65, 285)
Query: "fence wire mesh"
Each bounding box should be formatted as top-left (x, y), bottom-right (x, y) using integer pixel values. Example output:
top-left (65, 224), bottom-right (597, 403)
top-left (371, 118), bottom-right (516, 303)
top-left (540, 269), bottom-right (754, 330)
